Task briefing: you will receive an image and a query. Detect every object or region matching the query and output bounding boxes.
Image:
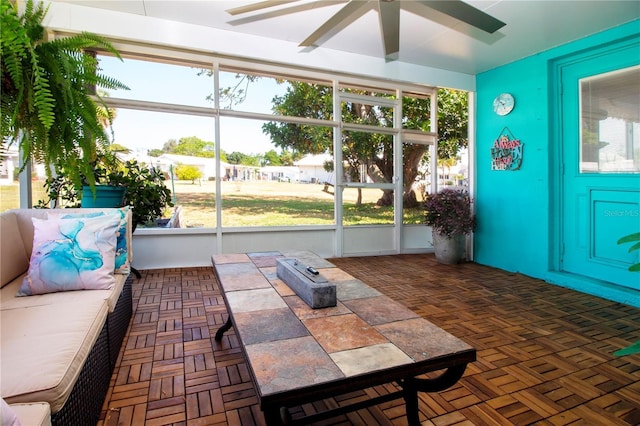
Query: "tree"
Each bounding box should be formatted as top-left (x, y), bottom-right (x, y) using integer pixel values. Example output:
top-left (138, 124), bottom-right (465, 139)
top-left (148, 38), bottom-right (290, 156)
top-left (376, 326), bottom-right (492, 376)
top-left (198, 70), bottom-right (259, 109)
top-left (148, 148), bottom-right (164, 157)
top-left (212, 73), bottom-right (468, 207)
top-left (171, 136), bottom-right (215, 158)
top-left (262, 149), bottom-right (282, 166)
top-left (162, 139), bottom-right (177, 153)
top-left (159, 136), bottom-right (224, 159)
top-left (262, 82), bottom-right (468, 207)
top-left (227, 151), bottom-right (260, 166)
top-left (227, 151), bottom-right (244, 164)
top-left (262, 83), bottom-right (333, 156)
top-left (279, 149), bottom-right (303, 166)
top-left (438, 156), bottom-right (460, 184)
top-left (437, 89), bottom-right (468, 160)
top-left (109, 143), bottom-right (130, 153)
top-left (175, 164), bottom-right (202, 183)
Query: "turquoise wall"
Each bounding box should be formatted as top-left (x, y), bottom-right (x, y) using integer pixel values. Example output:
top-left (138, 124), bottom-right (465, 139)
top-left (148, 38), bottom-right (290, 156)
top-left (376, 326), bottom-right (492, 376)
top-left (475, 19), bottom-right (640, 307)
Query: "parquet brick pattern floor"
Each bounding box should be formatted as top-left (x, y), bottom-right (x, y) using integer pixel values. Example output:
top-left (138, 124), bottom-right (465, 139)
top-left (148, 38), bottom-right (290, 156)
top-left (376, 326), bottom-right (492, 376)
top-left (99, 254), bottom-right (640, 425)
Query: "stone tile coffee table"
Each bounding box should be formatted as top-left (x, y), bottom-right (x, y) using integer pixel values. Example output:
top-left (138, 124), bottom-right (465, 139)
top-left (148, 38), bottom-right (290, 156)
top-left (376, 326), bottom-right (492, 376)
top-left (212, 251), bottom-right (475, 426)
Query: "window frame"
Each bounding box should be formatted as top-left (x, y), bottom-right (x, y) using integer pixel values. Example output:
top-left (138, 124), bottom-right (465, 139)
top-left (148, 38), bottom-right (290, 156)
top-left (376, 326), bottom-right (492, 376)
top-left (20, 44), bottom-right (440, 239)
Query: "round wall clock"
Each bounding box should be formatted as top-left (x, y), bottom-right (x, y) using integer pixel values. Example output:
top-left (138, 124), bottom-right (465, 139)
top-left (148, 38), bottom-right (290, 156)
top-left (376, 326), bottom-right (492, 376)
top-left (493, 93), bottom-right (515, 116)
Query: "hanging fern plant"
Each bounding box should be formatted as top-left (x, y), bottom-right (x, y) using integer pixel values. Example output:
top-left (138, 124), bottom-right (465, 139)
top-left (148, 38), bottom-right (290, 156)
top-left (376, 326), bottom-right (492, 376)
top-left (1, 0), bottom-right (129, 189)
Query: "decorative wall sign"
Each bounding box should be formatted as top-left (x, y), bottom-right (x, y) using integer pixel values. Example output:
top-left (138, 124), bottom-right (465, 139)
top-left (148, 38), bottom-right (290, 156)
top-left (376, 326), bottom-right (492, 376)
top-left (491, 127), bottom-right (523, 170)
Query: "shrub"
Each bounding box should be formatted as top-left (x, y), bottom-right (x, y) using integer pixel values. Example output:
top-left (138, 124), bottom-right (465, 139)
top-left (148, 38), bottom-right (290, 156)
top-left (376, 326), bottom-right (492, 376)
top-left (424, 188), bottom-right (475, 237)
top-left (175, 164), bottom-right (203, 183)
top-left (39, 157), bottom-right (174, 227)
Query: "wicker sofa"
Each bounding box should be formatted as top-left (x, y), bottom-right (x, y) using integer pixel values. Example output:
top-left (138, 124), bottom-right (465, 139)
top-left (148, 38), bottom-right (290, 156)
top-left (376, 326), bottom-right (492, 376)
top-left (0, 208), bottom-right (134, 426)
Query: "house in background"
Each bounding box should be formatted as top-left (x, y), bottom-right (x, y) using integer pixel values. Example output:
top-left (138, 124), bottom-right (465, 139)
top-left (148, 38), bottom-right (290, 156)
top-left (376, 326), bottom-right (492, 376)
top-left (157, 154), bottom-right (216, 180)
top-left (225, 164), bottom-right (258, 181)
top-left (0, 146), bottom-right (18, 185)
top-left (19, 1), bottom-right (640, 306)
top-left (117, 152), bottom-right (174, 175)
top-left (0, 145), bottom-right (48, 183)
top-left (259, 166), bottom-right (300, 182)
top-left (294, 153), bottom-right (334, 184)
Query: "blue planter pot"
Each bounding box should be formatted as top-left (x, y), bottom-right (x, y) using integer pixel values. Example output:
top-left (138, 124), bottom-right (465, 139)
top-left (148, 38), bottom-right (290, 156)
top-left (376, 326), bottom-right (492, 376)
top-left (81, 185), bottom-right (126, 208)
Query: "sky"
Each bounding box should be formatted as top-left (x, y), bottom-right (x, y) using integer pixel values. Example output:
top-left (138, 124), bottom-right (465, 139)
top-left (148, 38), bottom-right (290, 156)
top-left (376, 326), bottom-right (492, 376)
top-left (100, 56), bottom-right (288, 155)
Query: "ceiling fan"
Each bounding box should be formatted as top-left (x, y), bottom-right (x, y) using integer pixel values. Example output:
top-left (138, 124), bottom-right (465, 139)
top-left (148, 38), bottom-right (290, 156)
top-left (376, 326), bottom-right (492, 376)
top-left (226, 0), bottom-right (506, 61)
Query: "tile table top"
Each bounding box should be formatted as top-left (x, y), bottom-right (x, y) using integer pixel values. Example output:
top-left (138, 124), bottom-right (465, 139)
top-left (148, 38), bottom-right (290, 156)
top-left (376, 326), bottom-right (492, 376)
top-left (212, 251), bottom-right (475, 405)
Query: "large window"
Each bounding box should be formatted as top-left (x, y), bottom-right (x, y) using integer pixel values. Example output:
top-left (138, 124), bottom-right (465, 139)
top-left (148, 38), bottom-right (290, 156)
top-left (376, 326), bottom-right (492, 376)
top-left (98, 56), bottom-right (213, 107)
top-left (580, 65), bottom-right (640, 173)
top-left (337, 89), bottom-right (437, 226)
top-left (219, 116), bottom-right (336, 227)
top-left (9, 48), bottom-right (462, 229)
top-left (111, 110), bottom-right (217, 228)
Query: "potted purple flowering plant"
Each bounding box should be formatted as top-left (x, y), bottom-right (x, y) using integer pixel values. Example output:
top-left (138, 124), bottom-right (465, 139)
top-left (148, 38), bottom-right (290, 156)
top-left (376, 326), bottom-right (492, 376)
top-left (424, 188), bottom-right (475, 264)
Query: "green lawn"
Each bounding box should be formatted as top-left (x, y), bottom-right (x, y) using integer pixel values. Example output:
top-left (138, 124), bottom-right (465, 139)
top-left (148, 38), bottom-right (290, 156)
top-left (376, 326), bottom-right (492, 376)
top-left (0, 182), bottom-right (48, 211)
top-left (1, 180), bottom-right (424, 227)
top-left (173, 181), bottom-right (423, 227)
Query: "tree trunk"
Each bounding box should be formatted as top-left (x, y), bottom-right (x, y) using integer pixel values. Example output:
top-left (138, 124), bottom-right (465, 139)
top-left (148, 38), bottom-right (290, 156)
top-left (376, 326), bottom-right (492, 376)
top-left (377, 189), bottom-right (393, 206)
top-left (374, 144), bottom-right (426, 207)
top-left (403, 189), bottom-right (419, 208)
top-left (376, 188), bottom-right (420, 208)
top-left (356, 188), bottom-right (362, 207)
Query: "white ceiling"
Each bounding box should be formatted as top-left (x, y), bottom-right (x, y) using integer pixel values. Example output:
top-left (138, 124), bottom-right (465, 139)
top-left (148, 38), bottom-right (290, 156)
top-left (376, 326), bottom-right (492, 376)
top-left (54, 0), bottom-right (639, 74)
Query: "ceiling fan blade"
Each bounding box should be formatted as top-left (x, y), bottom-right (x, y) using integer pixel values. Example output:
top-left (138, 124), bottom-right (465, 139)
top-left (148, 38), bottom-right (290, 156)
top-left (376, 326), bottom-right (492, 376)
top-left (418, 0), bottom-right (506, 33)
top-left (378, 0), bottom-right (400, 60)
top-left (228, 1), bottom-right (347, 26)
top-left (300, 0), bottom-right (371, 47)
top-left (226, 0), bottom-right (300, 16)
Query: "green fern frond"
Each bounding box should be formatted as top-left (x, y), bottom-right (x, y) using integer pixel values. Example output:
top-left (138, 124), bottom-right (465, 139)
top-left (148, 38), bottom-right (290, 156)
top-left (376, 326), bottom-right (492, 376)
top-left (95, 73), bottom-right (130, 91)
top-left (50, 32), bottom-right (117, 53)
top-left (32, 66), bottom-right (55, 129)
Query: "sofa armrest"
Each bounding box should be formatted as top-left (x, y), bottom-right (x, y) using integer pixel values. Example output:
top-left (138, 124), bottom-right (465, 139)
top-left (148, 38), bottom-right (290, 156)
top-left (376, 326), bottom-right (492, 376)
top-left (0, 212), bottom-right (30, 288)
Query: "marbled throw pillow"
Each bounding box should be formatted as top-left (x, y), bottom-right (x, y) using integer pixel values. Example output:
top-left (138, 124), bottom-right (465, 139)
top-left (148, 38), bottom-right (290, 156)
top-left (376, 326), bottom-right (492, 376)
top-left (49, 206), bottom-right (131, 274)
top-left (112, 206), bottom-right (131, 274)
top-left (17, 214), bottom-right (120, 296)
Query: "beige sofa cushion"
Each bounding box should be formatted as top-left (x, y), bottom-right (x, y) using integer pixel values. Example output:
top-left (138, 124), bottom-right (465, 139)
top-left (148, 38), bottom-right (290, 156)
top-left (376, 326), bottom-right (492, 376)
top-left (0, 213), bottom-right (30, 288)
top-left (10, 209), bottom-right (49, 256)
top-left (0, 298), bottom-right (109, 413)
top-left (9, 403), bottom-right (51, 426)
top-left (0, 273), bottom-right (126, 313)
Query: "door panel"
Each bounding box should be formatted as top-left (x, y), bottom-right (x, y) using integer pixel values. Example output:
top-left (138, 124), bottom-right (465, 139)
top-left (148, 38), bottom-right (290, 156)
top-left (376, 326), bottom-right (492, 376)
top-left (591, 189), bottom-right (639, 266)
top-left (561, 42), bottom-right (640, 290)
